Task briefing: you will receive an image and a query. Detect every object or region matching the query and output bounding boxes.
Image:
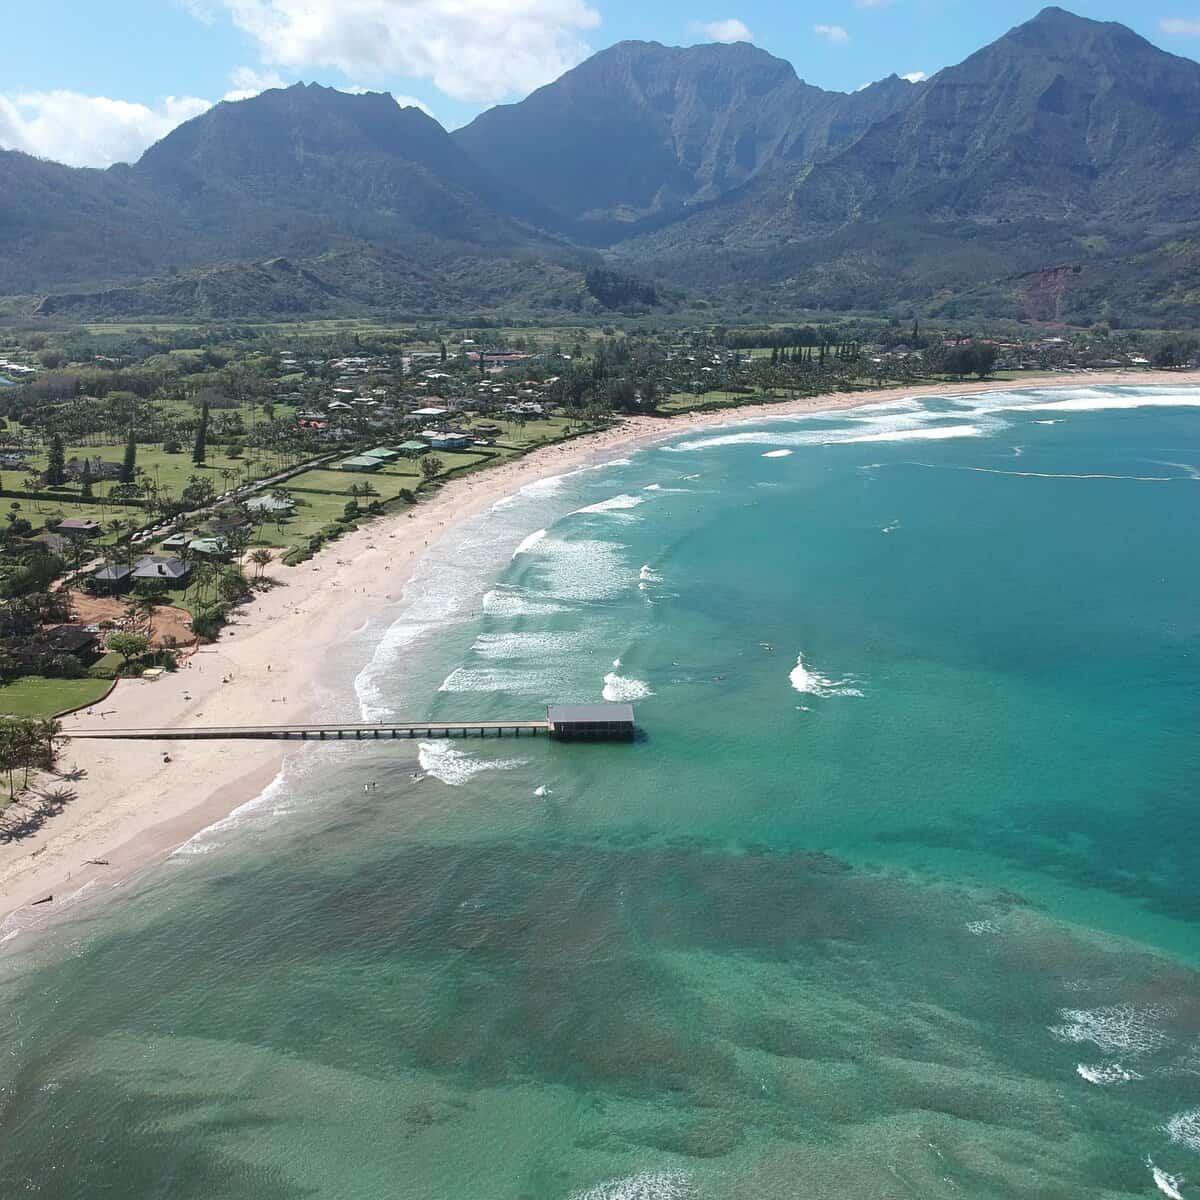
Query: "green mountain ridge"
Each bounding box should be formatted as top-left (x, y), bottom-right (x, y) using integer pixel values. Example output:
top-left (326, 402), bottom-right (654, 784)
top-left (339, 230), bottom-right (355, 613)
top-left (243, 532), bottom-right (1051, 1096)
top-left (5, 7), bottom-right (1200, 324)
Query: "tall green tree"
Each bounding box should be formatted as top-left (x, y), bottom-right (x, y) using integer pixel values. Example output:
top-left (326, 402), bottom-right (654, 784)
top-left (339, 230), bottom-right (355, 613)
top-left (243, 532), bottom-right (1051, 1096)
top-left (192, 400), bottom-right (210, 465)
top-left (46, 434), bottom-right (66, 487)
top-left (79, 457), bottom-right (94, 499)
top-left (120, 429), bottom-right (137, 484)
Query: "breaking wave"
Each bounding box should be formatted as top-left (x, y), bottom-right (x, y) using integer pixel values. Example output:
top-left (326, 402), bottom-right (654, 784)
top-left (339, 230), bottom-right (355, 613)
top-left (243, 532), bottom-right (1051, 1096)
top-left (512, 529), bottom-right (548, 558)
top-left (1166, 1109), bottom-right (1200, 1153)
top-left (789, 653), bottom-right (864, 698)
top-left (1076, 1063), bottom-right (1143, 1085)
top-left (602, 673), bottom-right (653, 702)
top-left (1050, 1005), bottom-right (1173, 1055)
top-left (417, 742), bottom-right (526, 787)
top-left (569, 1172), bottom-right (692, 1200)
top-left (575, 494), bottom-right (645, 515)
top-left (1149, 1161), bottom-right (1186, 1200)
top-left (481, 588), bottom-right (566, 618)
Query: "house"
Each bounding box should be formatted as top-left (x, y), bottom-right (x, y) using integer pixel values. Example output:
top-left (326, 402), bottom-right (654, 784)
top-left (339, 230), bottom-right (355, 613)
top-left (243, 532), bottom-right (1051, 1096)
top-left (410, 407), bottom-right (449, 419)
top-left (362, 446), bottom-right (400, 463)
top-left (56, 518), bottom-right (102, 538)
top-left (41, 624), bottom-right (102, 661)
top-left (133, 555), bottom-right (193, 585)
top-left (90, 562), bottom-right (133, 594)
top-left (397, 440), bottom-right (429, 458)
top-left (425, 433), bottom-right (471, 451)
top-left (245, 494), bottom-right (295, 516)
top-left (188, 537), bottom-right (230, 559)
top-left (160, 531), bottom-right (196, 551)
top-left (338, 455), bottom-right (383, 472)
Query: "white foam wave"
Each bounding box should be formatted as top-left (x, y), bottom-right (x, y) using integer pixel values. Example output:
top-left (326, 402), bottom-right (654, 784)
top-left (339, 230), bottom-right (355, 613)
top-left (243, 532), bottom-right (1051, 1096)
top-left (569, 1171), bottom-right (692, 1200)
top-left (417, 741), bottom-right (526, 787)
top-left (1050, 1006), bottom-right (1173, 1055)
top-left (471, 631), bottom-right (585, 661)
top-left (512, 528), bottom-right (548, 558)
top-left (172, 765), bottom-right (294, 857)
top-left (481, 588), bottom-right (565, 618)
top-left (1150, 1161), bottom-right (1186, 1200)
top-left (1076, 1063), bottom-right (1143, 1085)
top-left (602, 673), bottom-right (653, 702)
top-left (1167, 1110), bottom-right (1200, 1153)
top-left (439, 666), bottom-right (574, 698)
top-left (519, 473), bottom-right (567, 498)
top-left (522, 538), bottom-right (633, 602)
top-left (965, 919), bottom-right (1001, 935)
top-left (1021, 389), bottom-right (1200, 413)
top-left (639, 564), bottom-right (663, 584)
top-left (789, 653), bottom-right (863, 698)
top-left (671, 420), bottom-right (986, 453)
top-left (762, 449), bottom-right (793, 458)
top-left (575, 494), bottom-right (645, 516)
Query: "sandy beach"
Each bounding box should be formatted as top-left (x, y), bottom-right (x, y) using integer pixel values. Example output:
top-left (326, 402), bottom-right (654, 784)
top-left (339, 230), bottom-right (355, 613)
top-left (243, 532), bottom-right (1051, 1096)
top-left (1, 368), bottom-right (1194, 935)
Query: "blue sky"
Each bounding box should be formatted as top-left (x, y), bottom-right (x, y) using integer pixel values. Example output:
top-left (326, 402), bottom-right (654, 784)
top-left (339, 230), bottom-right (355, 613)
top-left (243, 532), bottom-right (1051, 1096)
top-left (3, 0), bottom-right (1200, 167)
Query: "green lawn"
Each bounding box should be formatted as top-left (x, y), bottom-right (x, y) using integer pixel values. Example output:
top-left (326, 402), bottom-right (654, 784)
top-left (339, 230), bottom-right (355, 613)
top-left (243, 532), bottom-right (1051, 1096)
top-left (0, 676), bottom-right (113, 719)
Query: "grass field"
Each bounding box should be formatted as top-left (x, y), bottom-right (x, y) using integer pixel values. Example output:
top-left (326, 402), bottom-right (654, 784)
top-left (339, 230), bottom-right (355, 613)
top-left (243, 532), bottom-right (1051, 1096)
top-left (0, 676), bottom-right (113, 719)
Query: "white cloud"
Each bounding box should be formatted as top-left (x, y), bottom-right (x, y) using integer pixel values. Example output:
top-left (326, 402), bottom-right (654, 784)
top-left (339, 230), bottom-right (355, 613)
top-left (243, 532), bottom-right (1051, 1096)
top-left (0, 69), bottom-right (435, 167)
top-left (901, 70), bottom-right (928, 82)
top-left (691, 18), bottom-right (754, 43)
top-left (174, 0), bottom-right (219, 22)
top-left (813, 23), bottom-right (850, 44)
top-left (204, 0), bottom-right (601, 103)
top-left (1160, 17), bottom-right (1200, 35)
top-left (0, 91), bottom-right (211, 167)
top-left (224, 66), bottom-right (290, 101)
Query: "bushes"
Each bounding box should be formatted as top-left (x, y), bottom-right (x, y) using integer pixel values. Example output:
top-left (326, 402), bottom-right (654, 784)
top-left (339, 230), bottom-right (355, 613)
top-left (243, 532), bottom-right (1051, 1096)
top-left (190, 607), bottom-right (227, 641)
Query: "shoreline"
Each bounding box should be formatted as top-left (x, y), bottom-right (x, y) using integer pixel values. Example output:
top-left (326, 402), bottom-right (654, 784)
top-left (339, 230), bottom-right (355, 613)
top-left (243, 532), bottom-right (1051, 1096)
top-left (2, 367), bottom-right (1196, 941)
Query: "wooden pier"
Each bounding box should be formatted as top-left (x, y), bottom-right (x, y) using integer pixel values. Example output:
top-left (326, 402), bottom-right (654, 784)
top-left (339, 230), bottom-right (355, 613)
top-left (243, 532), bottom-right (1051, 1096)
top-left (66, 704), bottom-right (638, 744)
top-left (66, 721), bottom-right (553, 742)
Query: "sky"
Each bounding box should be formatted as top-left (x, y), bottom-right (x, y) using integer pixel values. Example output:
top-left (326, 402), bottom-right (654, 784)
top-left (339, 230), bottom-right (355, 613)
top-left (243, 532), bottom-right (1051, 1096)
top-left (3, 0), bottom-right (1200, 168)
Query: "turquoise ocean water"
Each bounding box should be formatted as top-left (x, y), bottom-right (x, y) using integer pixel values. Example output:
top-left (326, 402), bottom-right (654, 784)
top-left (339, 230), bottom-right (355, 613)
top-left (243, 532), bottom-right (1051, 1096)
top-left (1, 385), bottom-right (1198, 1199)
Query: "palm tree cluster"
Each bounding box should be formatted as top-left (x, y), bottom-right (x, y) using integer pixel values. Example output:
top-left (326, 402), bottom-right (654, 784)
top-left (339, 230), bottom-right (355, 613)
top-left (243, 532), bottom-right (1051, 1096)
top-left (0, 717), bottom-right (64, 802)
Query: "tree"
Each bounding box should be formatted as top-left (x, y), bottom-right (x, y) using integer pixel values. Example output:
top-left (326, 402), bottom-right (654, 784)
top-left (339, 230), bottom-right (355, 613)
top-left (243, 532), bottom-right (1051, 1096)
top-left (420, 456), bottom-right (444, 481)
top-left (33, 718), bottom-right (64, 774)
top-left (107, 631), bottom-right (150, 670)
top-left (192, 399), bottom-right (210, 465)
top-left (249, 548), bottom-right (274, 580)
top-left (120, 429), bottom-right (137, 484)
top-left (79, 457), bottom-right (94, 499)
top-left (46, 434), bottom-right (66, 487)
top-left (133, 594), bottom-right (162, 639)
top-left (217, 567), bottom-right (250, 604)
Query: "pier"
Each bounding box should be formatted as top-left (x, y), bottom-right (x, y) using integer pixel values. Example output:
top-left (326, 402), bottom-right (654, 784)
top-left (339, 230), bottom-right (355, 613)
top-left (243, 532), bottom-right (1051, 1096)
top-left (66, 704), bottom-right (637, 744)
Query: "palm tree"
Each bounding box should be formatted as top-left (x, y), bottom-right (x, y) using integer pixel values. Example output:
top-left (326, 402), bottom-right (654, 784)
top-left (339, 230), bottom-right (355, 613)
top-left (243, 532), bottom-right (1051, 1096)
top-left (0, 722), bottom-right (21, 800)
top-left (249, 548), bottom-right (274, 580)
top-left (134, 594), bottom-right (161, 640)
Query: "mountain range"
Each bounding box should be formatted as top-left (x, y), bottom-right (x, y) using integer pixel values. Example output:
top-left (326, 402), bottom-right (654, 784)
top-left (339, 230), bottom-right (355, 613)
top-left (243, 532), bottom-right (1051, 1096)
top-left (5, 6), bottom-right (1200, 325)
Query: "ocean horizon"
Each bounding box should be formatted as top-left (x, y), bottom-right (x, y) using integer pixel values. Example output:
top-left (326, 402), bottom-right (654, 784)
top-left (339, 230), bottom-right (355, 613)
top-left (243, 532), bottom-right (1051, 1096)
top-left (1, 383), bottom-right (1198, 1199)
